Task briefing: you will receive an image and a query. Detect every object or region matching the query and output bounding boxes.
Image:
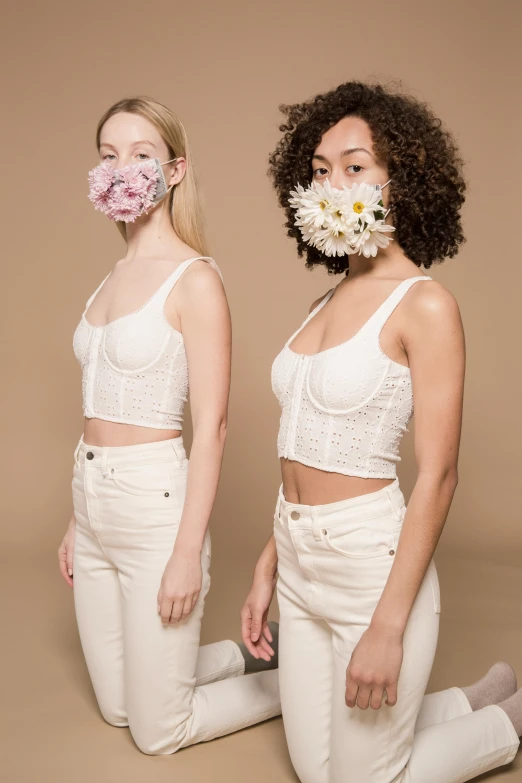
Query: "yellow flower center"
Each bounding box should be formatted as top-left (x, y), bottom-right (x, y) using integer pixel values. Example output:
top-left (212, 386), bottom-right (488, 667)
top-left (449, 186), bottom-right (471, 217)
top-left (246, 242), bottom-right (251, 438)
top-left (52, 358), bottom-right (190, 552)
top-left (319, 200), bottom-right (329, 211)
top-left (353, 201), bottom-right (365, 214)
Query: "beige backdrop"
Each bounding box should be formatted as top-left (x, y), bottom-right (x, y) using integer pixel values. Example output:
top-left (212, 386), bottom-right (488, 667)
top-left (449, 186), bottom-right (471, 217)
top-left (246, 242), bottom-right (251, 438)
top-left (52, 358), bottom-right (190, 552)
top-left (2, 1), bottom-right (521, 781)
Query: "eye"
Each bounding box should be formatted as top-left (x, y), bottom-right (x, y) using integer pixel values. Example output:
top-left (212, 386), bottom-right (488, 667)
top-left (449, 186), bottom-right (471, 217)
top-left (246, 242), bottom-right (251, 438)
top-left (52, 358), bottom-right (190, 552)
top-left (348, 165), bottom-right (364, 174)
top-left (313, 167), bottom-right (329, 178)
top-left (102, 154), bottom-right (116, 161)
top-left (136, 153), bottom-right (150, 160)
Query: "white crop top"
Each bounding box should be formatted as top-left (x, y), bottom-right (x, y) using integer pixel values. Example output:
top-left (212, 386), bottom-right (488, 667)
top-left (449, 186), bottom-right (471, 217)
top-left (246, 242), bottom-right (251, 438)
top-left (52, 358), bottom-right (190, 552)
top-left (73, 256), bottom-right (222, 429)
top-left (271, 276), bottom-right (433, 479)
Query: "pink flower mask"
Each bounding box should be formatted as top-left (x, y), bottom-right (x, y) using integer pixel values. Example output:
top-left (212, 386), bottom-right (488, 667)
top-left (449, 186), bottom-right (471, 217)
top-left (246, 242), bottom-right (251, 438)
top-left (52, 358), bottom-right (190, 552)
top-left (88, 157), bottom-right (177, 222)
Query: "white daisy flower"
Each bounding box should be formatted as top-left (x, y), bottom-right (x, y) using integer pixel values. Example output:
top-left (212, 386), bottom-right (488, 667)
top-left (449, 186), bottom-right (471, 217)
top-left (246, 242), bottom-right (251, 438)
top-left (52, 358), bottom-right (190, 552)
top-left (354, 222), bottom-right (395, 258)
top-left (289, 179), bottom-right (395, 258)
top-left (341, 181), bottom-right (385, 227)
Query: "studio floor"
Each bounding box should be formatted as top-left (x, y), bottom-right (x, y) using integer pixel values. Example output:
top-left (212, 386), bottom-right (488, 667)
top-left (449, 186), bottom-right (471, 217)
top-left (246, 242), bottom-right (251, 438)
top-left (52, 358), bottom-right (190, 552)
top-left (2, 551), bottom-right (521, 783)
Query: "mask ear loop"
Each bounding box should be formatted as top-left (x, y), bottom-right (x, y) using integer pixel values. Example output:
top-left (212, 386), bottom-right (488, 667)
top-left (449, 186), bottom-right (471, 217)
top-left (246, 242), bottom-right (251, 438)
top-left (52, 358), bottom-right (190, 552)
top-left (378, 179), bottom-right (392, 218)
top-left (160, 157), bottom-right (180, 195)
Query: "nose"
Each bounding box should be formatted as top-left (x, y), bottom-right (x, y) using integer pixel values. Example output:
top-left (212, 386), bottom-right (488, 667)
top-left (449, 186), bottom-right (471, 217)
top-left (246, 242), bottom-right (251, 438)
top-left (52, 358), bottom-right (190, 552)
top-left (326, 170), bottom-right (346, 190)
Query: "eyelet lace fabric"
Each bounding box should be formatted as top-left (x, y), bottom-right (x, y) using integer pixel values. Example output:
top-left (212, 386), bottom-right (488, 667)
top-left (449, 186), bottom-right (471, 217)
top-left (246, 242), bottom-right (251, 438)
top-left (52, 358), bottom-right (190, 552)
top-left (271, 276), bottom-right (432, 478)
top-left (73, 257), bottom-right (222, 429)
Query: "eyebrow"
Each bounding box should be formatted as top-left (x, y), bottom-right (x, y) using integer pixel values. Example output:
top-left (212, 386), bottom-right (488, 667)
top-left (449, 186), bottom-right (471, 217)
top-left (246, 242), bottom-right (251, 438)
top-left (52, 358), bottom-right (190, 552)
top-left (99, 140), bottom-right (156, 149)
top-left (312, 147), bottom-right (374, 161)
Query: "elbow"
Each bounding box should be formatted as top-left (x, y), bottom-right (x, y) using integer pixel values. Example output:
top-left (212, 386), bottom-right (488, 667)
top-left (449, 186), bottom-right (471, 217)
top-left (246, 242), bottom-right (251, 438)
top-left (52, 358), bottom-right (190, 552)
top-left (218, 417), bottom-right (228, 443)
top-left (418, 465), bottom-right (458, 494)
top-left (445, 466), bottom-right (459, 492)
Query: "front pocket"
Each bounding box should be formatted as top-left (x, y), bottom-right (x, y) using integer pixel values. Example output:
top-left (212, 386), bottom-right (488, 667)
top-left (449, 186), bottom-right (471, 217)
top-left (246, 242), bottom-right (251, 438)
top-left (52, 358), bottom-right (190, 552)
top-left (109, 462), bottom-right (174, 497)
top-left (323, 518), bottom-right (396, 560)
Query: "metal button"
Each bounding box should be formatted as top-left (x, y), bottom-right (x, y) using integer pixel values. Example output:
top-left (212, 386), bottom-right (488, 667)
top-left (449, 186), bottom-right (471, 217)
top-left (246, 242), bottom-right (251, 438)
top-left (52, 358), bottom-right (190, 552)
top-left (389, 549), bottom-right (395, 556)
top-left (164, 492), bottom-right (170, 497)
top-left (290, 510), bottom-right (300, 520)
top-left (322, 529), bottom-right (327, 535)
top-left (86, 452), bottom-right (94, 460)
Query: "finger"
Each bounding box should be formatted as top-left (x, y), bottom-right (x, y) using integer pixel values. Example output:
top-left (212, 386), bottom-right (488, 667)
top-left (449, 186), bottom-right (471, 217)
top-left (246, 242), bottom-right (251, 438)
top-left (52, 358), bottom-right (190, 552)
top-left (262, 621), bottom-right (273, 643)
top-left (345, 673), bottom-right (359, 708)
top-left (66, 550), bottom-right (74, 578)
top-left (250, 611), bottom-right (263, 642)
top-left (160, 596), bottom-right (173, 624)
top-left (59, 560), bottom-right (73, 587)
top-left (58, 550), bottom-right (73, 587)
top-left (240, 608), bottom-right (260, 658)
top-left (180, 595), bottom-right (195, 620)
top-left (370, 686), bottom-right (385, 710)
top-left (169, 598), bottom-right (184, 624)
top-left (385, 683), bottom-right (398, 707)
top-left (356, 685), bottom-right (371, 710)
top-left (256, 635), bottom-right (275, 660)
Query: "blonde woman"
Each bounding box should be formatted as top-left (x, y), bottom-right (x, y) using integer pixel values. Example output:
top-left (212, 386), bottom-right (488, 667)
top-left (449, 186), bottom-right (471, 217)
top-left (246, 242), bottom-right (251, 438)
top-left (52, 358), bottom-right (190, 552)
top-left (58, 97), bottom-right (280, 755)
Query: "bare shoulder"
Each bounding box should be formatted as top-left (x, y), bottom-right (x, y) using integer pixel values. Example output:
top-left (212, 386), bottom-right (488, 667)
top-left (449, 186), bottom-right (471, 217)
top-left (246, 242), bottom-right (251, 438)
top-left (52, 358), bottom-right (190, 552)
top-left (177, 258), bottom-right (224, 299)
top-left (404, 277), bottom-right (462, 330)
top-left (309, 289), bottom-right (333, 314)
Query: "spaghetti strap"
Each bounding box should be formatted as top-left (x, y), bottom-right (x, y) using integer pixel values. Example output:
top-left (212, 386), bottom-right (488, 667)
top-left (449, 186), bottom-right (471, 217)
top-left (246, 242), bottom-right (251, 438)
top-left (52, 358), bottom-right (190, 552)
top-left (157, 256), bottom-right (224, 306)
top-left (373, 275), bottom-right (433, 335)
top-left (285, 288), bottom-right (335, 347)
top-left (84, 272), bottom-right (112, 312)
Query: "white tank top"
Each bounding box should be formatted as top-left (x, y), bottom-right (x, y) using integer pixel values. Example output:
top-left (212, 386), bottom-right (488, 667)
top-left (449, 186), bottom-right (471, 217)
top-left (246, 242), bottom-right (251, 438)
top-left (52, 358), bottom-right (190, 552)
top-left (271, 276), bottom-right (433, 479)
top-left (73, 256), bottom-right (222, 429)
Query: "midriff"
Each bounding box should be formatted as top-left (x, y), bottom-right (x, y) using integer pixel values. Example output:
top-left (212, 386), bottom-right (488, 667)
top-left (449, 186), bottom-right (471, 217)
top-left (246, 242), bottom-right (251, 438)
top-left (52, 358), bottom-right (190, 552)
top-left (83, 417), bottom-right (182, 448)
top-left (281, 458), bottom-right (394, 506)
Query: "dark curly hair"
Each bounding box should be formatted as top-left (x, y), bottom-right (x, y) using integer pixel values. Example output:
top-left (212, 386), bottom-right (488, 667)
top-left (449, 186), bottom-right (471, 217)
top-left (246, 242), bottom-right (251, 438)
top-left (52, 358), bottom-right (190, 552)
top-left (268, 81), bottom-right (466, 274)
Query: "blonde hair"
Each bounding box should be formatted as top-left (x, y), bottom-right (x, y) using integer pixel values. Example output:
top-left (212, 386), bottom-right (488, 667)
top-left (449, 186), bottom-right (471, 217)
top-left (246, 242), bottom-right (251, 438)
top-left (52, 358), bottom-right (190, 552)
top-left (95, 97), bottom-right (209, 255)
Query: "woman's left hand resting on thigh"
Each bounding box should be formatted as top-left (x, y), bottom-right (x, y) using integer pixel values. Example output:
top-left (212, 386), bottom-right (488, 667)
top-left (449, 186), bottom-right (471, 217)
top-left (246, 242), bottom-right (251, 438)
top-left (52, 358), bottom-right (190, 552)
top-left (156, 259), bottom-right (231, 625)
top-left (346, 281), bottom-right (465, 709)
top-left (158, 550), bottom-right (203, 624)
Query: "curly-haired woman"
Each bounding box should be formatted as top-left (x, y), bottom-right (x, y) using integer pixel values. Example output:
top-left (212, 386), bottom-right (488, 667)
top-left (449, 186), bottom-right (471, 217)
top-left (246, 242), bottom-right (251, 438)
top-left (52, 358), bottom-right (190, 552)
top-left (241, 82), bottom-right (521, 782)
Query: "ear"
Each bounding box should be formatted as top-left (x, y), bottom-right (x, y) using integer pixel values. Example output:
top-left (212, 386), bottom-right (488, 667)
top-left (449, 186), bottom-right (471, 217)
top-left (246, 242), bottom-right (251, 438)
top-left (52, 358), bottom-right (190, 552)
top-left (168, 157), bottom-right (187, 187)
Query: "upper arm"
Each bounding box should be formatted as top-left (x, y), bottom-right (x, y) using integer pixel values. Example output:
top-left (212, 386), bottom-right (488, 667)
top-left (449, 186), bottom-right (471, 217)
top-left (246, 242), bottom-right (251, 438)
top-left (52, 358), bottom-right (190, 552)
top-left (403, 282), bottom-right (465, 477)
top-left (169, 261), bottom-right (231, 429)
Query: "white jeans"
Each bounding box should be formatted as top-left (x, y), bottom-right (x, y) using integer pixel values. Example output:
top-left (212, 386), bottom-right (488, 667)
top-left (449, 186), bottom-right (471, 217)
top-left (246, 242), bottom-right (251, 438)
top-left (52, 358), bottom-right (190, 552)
top-left (71, 435), bottom-right (280, 754)
top-left (273, 479), bottom-right (519, 783)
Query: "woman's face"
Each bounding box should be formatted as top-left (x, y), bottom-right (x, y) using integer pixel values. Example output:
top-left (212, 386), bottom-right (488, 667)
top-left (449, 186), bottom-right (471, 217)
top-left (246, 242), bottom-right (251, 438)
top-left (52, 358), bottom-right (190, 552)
top-left (312, 116), bottom-right (390, 206)
top-left (98, 111), bottom-right (184, 187)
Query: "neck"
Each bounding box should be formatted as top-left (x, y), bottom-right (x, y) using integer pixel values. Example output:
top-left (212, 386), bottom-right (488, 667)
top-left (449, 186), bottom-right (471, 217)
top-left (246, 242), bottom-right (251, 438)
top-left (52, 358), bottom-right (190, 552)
top-left (347, 244), bottom-right (420, 280)
top-left (123, 199), bottom-right (189, 262)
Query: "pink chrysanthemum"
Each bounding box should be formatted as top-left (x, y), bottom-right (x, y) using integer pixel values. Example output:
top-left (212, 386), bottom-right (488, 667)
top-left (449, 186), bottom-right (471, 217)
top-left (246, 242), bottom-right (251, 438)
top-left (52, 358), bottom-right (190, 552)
top-left (88, 159), bottom-right (162, 222)
top-left (87, 162), bottom-right (115, 211)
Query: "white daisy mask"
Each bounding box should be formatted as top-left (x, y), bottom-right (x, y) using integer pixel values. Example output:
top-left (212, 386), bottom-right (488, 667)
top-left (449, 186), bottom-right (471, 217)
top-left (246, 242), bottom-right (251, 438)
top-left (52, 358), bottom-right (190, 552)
top-left (288, 179), bottom-right (395, 258)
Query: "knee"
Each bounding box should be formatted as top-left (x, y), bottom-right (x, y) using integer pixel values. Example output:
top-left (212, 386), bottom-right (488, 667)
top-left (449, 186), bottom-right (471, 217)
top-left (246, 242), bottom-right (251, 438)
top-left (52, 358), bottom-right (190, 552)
top-left (101, 710), bottom-right (129, 729)
top-left (130, 723), bottom-right (185, 756)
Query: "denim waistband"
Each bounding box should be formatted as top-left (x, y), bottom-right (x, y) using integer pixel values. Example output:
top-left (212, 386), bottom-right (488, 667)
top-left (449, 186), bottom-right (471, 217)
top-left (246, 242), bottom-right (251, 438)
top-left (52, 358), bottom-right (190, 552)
top-left (275, 479), bottom-right (406, 532)
top-left (73, 433), bottom-right (186, 470)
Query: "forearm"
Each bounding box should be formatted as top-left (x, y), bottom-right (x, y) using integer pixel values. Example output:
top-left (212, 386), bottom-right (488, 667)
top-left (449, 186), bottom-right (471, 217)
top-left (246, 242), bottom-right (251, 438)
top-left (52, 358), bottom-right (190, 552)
top-left (371, 468), bottom-right (458, 634)
top-left (254, 534), bottom-right (278, 582)
top-left (173, 421), bottom-right (227, 555)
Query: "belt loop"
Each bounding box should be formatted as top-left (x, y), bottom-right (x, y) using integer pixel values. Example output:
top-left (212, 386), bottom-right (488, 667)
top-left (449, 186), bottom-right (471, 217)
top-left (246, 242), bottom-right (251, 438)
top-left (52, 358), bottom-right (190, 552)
top-left (73, 437), bottom-right (82, 467)
top-left (386, 483), bottom-right (402, 521)
top-left (275, 493), bottom-right (282, 525)
top-left (311, 507), bottom-right (322, 542)
top-left (171, 438), bottom-right (184, 467)
top-left (101, 449), bottom-right (109, 478)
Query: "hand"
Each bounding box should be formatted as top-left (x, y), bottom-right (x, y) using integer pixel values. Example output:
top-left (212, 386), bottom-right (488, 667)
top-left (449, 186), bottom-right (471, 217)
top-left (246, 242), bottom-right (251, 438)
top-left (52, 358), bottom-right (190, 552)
top-left (345, 624), bottom-right (404, 710)
top-left (58, 515), bottom-right (76, 587)
top-left (240, 573), bottom-right (277, 662)
top-left (157, 547), bottom-right (202, 624)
